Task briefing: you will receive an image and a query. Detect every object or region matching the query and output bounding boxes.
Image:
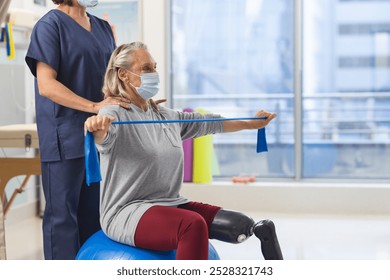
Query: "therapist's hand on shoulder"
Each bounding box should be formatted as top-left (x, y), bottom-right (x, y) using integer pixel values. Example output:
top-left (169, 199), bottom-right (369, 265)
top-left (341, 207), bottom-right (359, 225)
top-left (94, 96), bottom-right (132, 113)
top-left (148, 98), bottom-right (167, 110)
top-left (85, 115), bottom-right (115, 144)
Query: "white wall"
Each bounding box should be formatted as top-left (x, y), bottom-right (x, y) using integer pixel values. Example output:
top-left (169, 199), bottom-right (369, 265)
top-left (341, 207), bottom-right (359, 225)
top-left (141, 0), bottom-right (169, 102)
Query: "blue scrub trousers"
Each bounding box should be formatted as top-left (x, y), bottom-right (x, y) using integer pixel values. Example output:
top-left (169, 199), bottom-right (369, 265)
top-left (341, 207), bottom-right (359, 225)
top-left (41, 157), bottom-right (100, 260)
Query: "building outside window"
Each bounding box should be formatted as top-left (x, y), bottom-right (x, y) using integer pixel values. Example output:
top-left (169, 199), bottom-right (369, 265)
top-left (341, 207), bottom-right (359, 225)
top-left (170, 0), bottom-right (390, 181)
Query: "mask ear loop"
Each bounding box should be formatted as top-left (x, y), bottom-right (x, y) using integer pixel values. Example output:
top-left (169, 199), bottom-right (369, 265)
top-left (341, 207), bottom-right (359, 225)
top-left (126, 70), bottom-right (141, 78)
top-left (125, 70), bottom-right (141, 92)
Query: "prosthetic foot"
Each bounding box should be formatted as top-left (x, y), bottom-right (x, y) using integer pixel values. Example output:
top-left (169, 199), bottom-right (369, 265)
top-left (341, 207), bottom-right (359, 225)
top-left (253, 219), bottom-right (283, 260)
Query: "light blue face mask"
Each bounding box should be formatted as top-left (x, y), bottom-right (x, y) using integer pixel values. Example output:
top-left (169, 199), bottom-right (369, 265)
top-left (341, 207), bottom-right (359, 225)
top-left (77, 0), bottom-right (98, 8)
top-left (128, 71), bottom-right (160, 100)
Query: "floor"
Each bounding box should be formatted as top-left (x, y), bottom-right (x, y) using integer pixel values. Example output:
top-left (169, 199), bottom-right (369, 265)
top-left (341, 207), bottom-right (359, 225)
top-left (4, 212), bottom-right (390, 260)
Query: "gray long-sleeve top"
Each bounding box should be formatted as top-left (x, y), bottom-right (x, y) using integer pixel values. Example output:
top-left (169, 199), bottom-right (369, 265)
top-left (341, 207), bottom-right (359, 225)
top-left (96, 104), bottom-right (223, 246)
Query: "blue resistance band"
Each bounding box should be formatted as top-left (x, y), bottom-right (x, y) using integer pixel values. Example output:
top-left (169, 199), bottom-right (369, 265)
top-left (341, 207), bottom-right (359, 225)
top-left (85, 117), bottom-right (268, 186)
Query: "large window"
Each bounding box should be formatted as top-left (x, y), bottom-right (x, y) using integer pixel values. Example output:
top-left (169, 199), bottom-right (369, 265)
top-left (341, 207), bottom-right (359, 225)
top-left (170, 0), bottom-right (390, 180)
top-left (302, 0), bottom-right (390, 179)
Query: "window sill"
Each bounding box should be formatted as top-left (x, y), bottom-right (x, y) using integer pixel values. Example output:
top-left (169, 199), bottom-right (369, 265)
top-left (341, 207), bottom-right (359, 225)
top-left (181, 181), bottom-right (390, 216)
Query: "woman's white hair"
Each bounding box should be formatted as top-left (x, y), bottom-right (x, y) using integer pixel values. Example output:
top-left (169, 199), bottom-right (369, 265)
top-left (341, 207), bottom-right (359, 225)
top-left (102, 41), bottom-right (148, 98)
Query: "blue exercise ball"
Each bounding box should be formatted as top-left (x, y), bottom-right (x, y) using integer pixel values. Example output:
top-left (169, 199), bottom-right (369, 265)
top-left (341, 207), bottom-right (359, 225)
top-left (76, 230), bottom-right (220, 260)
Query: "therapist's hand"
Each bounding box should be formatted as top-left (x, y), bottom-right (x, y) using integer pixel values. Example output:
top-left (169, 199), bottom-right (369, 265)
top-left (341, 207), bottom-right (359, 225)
top-left (93, 96), bottom-right (132, 114)
top-left (148, 98), bottom-right (167, 111)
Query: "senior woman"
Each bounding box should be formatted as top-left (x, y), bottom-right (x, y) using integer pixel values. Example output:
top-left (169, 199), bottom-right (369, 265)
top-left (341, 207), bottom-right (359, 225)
top-left (84, 42), bottom-right (283, 260)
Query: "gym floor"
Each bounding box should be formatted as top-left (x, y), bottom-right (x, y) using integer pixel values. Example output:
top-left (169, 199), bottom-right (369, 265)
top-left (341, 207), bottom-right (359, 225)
top-left (4, 213), bottom-right (390, 260)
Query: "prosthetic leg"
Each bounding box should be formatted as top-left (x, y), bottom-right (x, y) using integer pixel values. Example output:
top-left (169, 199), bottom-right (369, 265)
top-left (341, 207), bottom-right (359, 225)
top-left (210, 209), bottom-right (283, 260)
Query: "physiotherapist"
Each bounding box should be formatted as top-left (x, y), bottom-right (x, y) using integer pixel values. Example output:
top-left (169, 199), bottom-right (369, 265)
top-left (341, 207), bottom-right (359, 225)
top-left (25, 0), bottom-right (125, 260)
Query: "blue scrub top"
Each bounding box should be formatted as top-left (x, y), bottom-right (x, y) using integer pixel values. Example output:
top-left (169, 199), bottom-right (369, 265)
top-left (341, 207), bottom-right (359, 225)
top-left (25, 10), bottom-right (116, 162)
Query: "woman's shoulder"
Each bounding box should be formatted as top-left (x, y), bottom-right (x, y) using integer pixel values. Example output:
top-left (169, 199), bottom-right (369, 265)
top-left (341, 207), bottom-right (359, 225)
top-left (158, 106), bottom-right (207, 120)
top-left (99, 105), bottom-right (134, 120)
top-left (157, 105), bottom-right (176, 114)
top-left (99, 105), bottom-right (120, 117)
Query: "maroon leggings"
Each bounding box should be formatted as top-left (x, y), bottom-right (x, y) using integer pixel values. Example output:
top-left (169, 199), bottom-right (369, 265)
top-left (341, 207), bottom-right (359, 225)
top-left (134, 202), bottom-right (221, 260)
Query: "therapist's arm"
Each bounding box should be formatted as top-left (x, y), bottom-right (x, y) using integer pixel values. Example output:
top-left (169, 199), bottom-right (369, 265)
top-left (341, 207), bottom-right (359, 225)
top-left (36, 62), bottom-right (131, 114)
top-left (222, 110), bottom-right (277, 133)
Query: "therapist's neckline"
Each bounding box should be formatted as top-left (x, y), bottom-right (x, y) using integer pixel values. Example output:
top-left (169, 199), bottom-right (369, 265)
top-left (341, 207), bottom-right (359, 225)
top-left (57, 4), bottom-right (88, 18)
top-left (55, 7), bottom-right (92, 32)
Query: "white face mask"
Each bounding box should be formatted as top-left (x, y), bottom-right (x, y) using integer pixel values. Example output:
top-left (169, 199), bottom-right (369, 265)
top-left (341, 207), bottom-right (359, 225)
top-left (77, 0), bottom-right (98, 8)
top-left (127, 71), bottom-right (160, 100)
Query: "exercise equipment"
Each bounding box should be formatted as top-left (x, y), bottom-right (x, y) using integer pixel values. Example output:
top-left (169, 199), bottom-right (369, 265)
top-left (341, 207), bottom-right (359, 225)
top-left (192, 109), bottom-right (213, 183)
top-left (85, 117), bottom-right (268, 186)
top-left (76, 230), bottom-right (220, 260)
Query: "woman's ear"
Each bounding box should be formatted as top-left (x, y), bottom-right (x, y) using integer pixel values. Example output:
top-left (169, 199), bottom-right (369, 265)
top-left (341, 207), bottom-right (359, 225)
top-left (117, 68), bottom-right (128, 83)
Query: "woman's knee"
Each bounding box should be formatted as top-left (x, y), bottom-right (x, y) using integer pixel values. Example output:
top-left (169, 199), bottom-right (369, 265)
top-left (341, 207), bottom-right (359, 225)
top-left (179, 212), bottom-right (208, 240)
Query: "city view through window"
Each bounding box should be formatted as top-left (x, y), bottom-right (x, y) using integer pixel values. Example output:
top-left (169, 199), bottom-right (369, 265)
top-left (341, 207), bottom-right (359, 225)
top-left (171, 0), bottom-right (390, 180)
